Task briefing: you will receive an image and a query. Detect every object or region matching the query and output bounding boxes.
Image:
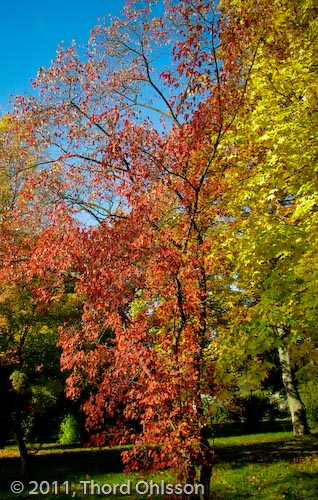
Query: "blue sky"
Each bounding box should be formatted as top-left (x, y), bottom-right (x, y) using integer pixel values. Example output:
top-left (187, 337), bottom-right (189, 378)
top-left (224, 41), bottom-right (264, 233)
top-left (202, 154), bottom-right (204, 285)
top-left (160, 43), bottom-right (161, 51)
top-left (0, 1), bottom-right (126, 113)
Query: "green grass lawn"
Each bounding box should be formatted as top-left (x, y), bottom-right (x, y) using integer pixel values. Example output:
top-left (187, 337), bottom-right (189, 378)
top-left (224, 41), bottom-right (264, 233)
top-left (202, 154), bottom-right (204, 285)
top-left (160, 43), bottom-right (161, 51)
top-left (212, 432), bottom-right (318, 499)
top-left (1, 432), bottom-right (317, 499)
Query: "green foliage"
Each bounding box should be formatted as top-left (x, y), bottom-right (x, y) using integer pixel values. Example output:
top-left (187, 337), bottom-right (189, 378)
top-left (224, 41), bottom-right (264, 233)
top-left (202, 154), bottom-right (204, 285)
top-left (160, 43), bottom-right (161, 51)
top-left (206, 391), bottom-right (281, 428)
top-left (58, 414), bottom-right (81, 445)
top-left (299, 379), bottom-right (318, 431)
top-left (31, 385), bottom-right (58, 414)
top-left (237, 393), bottom-right (275, 427)
top-left (9, 371), bottom-right (29, 395)
top-left (206, 397), bottom-right (241, 425)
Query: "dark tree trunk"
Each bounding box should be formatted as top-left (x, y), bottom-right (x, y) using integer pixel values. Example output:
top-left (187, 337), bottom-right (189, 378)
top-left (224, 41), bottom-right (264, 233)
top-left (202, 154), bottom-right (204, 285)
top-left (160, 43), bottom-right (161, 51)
top-left (183, 457), bottom-right (197, 500)
top-left (15, 430), bottom-right (30, 476)
top-left (12, 412), bottom-right (32, 478)
top-left (199, 426), bottom-right (213, 500)
top-left (183, 427), bottom-right (213, 500)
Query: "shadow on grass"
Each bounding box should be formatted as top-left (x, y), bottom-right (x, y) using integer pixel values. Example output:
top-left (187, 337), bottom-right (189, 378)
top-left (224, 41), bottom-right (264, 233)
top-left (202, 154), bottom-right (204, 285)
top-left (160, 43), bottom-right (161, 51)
top-left (214, 434), bottom-right (318, 469)
top-left (0, 446), bottom-right (125, 498)
top-left (1, 446), bottom-right (124, 478)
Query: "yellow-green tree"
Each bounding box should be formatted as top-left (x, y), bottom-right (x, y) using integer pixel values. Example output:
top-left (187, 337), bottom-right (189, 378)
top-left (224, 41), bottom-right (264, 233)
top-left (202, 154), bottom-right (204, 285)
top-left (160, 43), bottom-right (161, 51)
top-left (213, 0), bottom-right (318, 435)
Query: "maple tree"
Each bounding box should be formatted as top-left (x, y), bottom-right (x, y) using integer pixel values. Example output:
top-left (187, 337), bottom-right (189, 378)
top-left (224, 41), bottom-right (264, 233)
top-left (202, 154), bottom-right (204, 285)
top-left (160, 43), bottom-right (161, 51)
top-left (211, 0), bottom-right (318, 435)
top-left (9, 0), bottom-right (260, 492)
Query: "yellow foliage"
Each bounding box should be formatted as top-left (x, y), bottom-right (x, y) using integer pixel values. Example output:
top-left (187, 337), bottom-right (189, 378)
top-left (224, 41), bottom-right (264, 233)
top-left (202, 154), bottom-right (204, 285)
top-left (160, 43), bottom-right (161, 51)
top-left (210, 0), bottom-right (318, 388)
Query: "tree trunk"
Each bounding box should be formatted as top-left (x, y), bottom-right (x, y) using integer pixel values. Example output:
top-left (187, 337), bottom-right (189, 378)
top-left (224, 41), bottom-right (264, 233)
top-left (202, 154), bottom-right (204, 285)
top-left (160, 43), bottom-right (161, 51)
top-left (199, 426), bottom-right (213, 500)
top-left (14, 430), bottom-right (30, 477)
top-left (12, 412), bottom-right (32, 478)
top-left (183, 431), bottom-right (213, 500)
top-left (278, 345), bottom-right (310, 436)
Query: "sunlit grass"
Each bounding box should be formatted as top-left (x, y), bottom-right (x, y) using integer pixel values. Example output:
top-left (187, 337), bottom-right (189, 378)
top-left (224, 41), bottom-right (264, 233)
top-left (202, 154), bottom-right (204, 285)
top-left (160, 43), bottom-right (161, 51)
top-left (212, 432), bottom-right (318, 499)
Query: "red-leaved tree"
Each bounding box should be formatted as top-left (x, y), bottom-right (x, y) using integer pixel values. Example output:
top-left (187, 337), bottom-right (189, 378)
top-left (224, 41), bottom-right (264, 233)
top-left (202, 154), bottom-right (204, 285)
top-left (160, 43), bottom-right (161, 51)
top-left (9, 0), bottom-right (264, 495)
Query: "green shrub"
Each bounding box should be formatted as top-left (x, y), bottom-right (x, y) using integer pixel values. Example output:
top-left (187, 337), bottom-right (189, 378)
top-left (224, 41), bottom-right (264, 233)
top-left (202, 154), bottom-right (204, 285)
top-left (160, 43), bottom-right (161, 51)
top-left (58, 413), bottom-right (80, 444)
top-left (9, 370), bottom-right (29, 395)
top-left (299, 379), bottom-right (318, 431)
top-left (203, 391), bottom-right (277, 426)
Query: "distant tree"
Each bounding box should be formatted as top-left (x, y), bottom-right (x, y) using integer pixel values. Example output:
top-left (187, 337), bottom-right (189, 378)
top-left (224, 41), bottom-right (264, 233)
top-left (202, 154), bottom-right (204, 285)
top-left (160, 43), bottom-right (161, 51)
top-left (0, 280), bottom-right (83, 475)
